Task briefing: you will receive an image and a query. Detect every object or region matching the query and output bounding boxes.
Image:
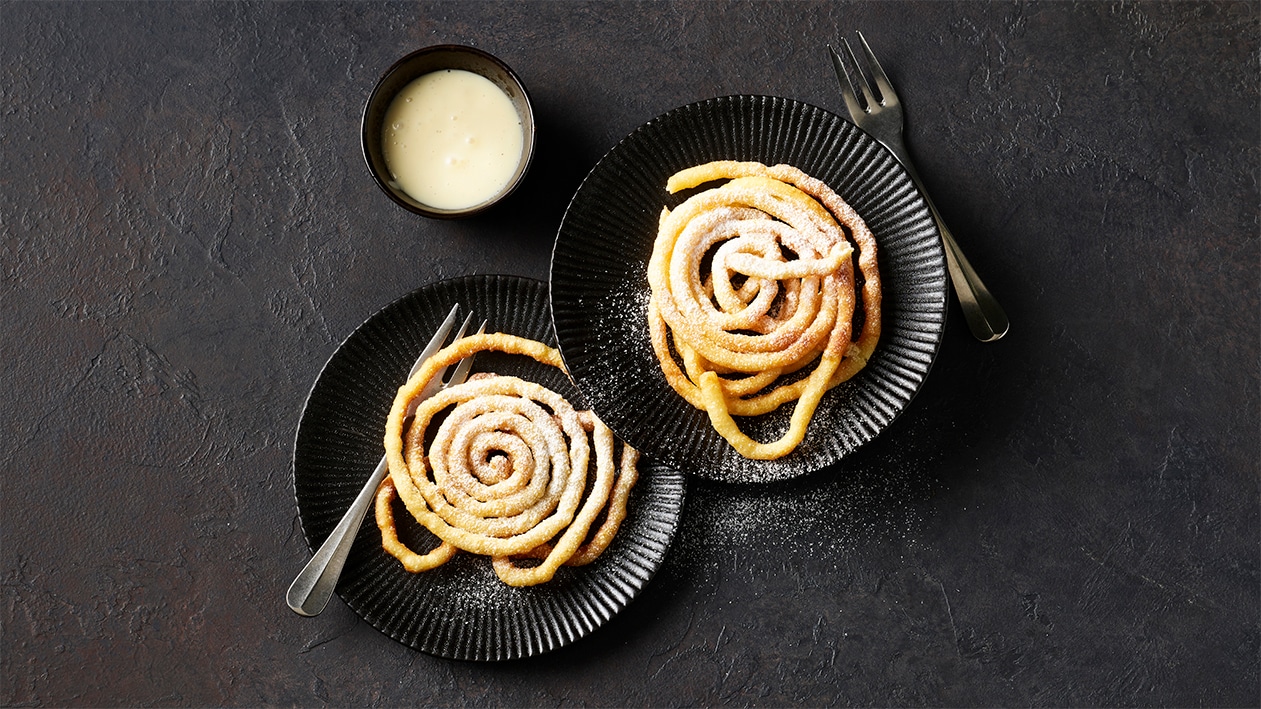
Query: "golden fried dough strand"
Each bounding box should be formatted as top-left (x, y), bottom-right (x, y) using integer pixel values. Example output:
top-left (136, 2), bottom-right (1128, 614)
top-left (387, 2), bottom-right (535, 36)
top-left (490, 411), bottom-right (617, 585)
top-left (377, 332), bottom-right (639, 586)
top-left (647, 160), bottom-right (881, 460)
top-left (505, 414), bottom-right (640, 567)
top-left (768, 163), bottom-right (882, 376)
top-left (374, 477), bottom-right (458, 572)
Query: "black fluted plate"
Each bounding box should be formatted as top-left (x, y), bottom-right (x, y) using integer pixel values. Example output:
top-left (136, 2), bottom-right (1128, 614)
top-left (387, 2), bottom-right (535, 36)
top-left (292, 275), bottom-right (686, 660)
top-left (550, 95), bottom-right (948, 483)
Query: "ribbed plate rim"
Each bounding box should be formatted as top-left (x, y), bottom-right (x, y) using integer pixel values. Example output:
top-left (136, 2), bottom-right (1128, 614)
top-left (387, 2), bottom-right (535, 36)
top-left (291, 274), bottom-right (686, 660)
top-left (549, 94), bottom-right (948, 483)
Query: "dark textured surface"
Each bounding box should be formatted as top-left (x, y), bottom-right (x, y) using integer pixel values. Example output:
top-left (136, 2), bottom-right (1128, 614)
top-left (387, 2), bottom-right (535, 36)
top-left (2, 1), bottom-right (1257, 706)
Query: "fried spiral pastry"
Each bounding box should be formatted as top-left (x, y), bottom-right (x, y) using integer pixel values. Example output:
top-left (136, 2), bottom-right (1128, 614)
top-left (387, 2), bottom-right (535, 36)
top-left (377, 332), bottom-right (639, 587)
top-left (647, 161), bottom-right (881, 460)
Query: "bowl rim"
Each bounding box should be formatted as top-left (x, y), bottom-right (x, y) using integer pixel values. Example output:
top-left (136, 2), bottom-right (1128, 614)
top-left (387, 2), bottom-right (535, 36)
top-left (360, 44), bottom-right (536, 220)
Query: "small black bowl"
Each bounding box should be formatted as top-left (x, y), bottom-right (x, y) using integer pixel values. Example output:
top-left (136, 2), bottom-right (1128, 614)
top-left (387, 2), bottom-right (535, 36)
top-left (362, 45), bottom-right (536, 219)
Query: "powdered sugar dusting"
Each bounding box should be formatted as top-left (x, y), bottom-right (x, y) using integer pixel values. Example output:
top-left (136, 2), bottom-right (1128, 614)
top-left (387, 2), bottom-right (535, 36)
top-left (550, 95), bottom-right (947, 483)
top-left (670, 423), bottom-right (946, 577)
top-left (300, 275), bottom-right (686, 660)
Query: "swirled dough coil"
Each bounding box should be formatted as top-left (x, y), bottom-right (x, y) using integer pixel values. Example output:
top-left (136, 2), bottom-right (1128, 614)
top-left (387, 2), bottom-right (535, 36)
top-left (377, 332), bottom-right (639, 587)
top-left (647, 161), bottom-right (881, 460)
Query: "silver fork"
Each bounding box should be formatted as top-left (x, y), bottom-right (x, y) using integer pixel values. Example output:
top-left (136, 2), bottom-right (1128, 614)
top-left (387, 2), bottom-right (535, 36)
top-left (286, 303), bottom-right (481, 617)
top-left (830, 33), bottom-right (1009, 342)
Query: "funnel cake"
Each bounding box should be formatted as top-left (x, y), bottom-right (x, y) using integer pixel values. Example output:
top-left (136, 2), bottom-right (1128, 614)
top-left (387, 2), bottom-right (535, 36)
top-left (377, 332), bottom-right (638, 587)
top-left (647, 161), bottom-right (881, 460)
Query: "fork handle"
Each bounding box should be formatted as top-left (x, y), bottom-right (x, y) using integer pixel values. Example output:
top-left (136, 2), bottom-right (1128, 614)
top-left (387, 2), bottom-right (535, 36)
top-left (894, 156), bottom-right (1009, 342)
top-left (936, 214), bottom-right (1010, 342)
top-left (286, 455), bottom-right (390, 617)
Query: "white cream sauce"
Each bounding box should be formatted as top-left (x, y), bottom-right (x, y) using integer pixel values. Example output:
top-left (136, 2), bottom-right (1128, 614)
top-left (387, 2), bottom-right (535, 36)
top-left (382, 69), bottom-right (524, 210)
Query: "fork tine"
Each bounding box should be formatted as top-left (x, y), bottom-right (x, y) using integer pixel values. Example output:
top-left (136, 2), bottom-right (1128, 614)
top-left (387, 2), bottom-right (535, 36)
top-left (416, 310), bottom-right (472, 381)
top-left (828, 44), bottom-right (866, 119)
top-left (450, 311), bottom-right (475, 342)
top-left (855, 31), bottom-right (897, 107)
top-left (841, 38), bottom-right (880, 110)
top-left (408, 310), bottom-right (473, 411)
top-left (444, 319), bottom-right (487, 387)
top-left (429, 310), bottom-right (474, 380)
top-left (408, 304), bottom-right (461, 378)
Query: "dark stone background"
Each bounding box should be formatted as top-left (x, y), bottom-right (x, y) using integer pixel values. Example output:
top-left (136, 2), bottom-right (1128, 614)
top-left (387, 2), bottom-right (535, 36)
top-left (3, 1), bottom-right (1257, 706)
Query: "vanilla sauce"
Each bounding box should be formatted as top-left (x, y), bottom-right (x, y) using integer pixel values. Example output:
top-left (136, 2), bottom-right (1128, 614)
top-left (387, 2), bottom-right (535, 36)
top-left (382, 69), bottom-right (524, 210)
